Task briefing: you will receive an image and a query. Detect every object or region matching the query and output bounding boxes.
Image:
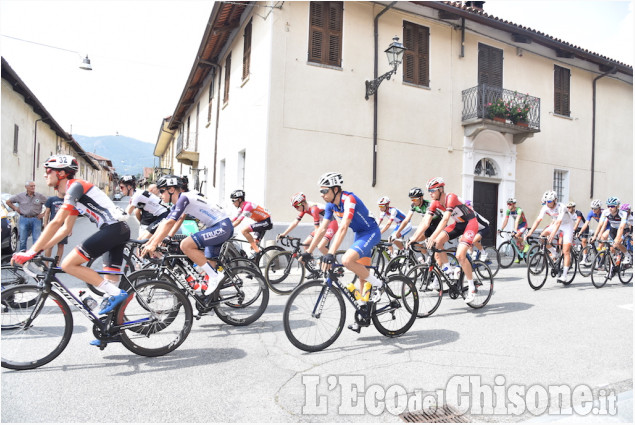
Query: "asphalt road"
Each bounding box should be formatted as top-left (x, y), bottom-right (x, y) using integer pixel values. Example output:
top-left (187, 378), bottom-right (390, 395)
top-left (2, 205), bottom-right (632, 423)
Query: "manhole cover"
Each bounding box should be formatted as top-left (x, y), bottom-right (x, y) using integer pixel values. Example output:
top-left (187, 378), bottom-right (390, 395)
top-left (400, 405), bottom-right (468, 423)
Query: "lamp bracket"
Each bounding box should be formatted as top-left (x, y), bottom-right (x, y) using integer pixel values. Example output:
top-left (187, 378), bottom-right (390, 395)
top-left (365, 68), bottom-right (396, 100)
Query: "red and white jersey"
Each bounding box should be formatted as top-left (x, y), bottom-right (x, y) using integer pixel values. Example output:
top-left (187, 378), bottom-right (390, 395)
top-left (296, 202), bottom-right (325, 226)
top-left (427, 193), bottom-right (475, 223)
top-left (234, 201), bottom-right (271, 222)
top-left (61, 179), bottom-right (127, 228)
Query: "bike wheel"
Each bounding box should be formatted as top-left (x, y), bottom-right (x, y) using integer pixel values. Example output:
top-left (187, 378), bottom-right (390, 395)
top-left (617, 262), bottom-right (633, 284)
top-left (405, 265), bottom-right (442, 318)
top-left (1, 265), bottom-right (34, 289)
top-left (370, 248), bottom-right (387, 276)
top-left (372, 274), bottom-right (418, 336)
top-left (527, 251), bottom-right (548, 290)
top-left (497, 241), bottom-right (515, 268)
top-left (577, 245), bottom-right (596, 277)
top-left (1, 285), bottom-right (73, 370)
top-left (557, 252), bottom-right (577, 285)
top-left (117, 280), bottom-right (193, 357)
top-left (385, 255), bottom-right (416, 276)
top-left (283, 280), bottom-right (345, 352)
top-left (215, 266), bottom-right (269, 326)
top-left (256, 246), bottom-right (285, 274)
top-left (481, 246), bottom-right (500, 277)
top-left (590, 251), bottom-right (610, 288)
top-left (264, 251), bottom-right (305, 295)
top-left (465, 260), bottom-right (494, 308)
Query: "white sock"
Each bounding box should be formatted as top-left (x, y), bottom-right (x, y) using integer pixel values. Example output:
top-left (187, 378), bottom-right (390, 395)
top-left (97, 279), bottom-right (122, 296)
top-left (202, 263), bottom-right (221, 291)
top-left (467, 279), bottom-right (475, 292)
top-left (365, 273), bottom-right (383, 288)
top-left (562, 266), bottom-right (569, 278)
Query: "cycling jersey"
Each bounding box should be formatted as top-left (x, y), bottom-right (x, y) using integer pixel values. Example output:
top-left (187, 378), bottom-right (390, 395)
top-left (234, 201), bottom-right (271, 222)
top-left (599, 209), bottom-right (628, 230)
top-left (129, 189), bottom-right (169, 219)
top-left (61, 179), bottom-right (127, 229)
top-left (324, 191), bottom-right (377, 234)
top-left (537, 203), bottom-right (573, 226)
top-left (506, 207), bottom-right (527, 228)
top-left (167, 192), bottom-right (229, 228)
top-left (427, 193), bottom-right (476, 223)
top-left (411, 200), bottom-right (430, 215)
top-left (573, 210), bottom-right (585, 229)
top-left (296, 202), bottom-right (325, 226)
top-left (586, 209), bottom-right (603, 224)
top-left (378, 207), bottom-right (407, 225)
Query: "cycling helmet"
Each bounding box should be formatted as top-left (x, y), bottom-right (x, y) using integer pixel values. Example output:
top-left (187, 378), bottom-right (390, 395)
top-left (291, 192), bottom-right (306, 207)
top-left (590, 199), bottom-right (602, 209)
top-left (156, 175), bottom-right (182, 188)
top-left (621, 203), bottom-right (631, 211)
top-left (378, 196), bottom-right (390, 206)
top-left (44, 154), bottom-right (79, 175)
top-left (542, 190), bottom-right (557, 203)
top-left (317, 172), bottom-right (343, 188)
top-left (465, 200), bottom-right (473, 207)
top-left (566, 201), bottom-right (576, 208)
top-left (408, 187), bottom-right (424, 198)
top-left (606, 197), bottom-right (620, 207)
top-left (230, 189), bottom-right (245, 200)
top-left (426, 177), bottom-right (445, 190)
top-left (119, 175), bottom-right (136, 185)
top-left (507, 198), bottom-right (516, 204)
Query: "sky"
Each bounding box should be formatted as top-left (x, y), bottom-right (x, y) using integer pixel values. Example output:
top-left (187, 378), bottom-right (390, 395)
top-left (0, 1), bottom-right (632, 145)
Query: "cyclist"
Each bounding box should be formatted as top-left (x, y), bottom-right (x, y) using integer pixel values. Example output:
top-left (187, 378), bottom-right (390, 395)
top-left (119, 175), bottom-right (170, 239)
top-left (464, 200), bottom-right (492, 263)
top-left (524, 190), bottom-right (575, 283)
top-left (141, 175), bottom-right (233, 294)
top-left (423, 177), bottom-right (479, 303)
top-left (12, 155), bottom-right (130, 323)
top-left (230, 190), bottom-right (272, 258)
top-left (377, 196), bottom-right (411, 253)
top-left (577, 200), bottom-right (604, 263)
top-left (499, 198), bottom-right (530, 260)
top-left (592, 197), bottom-right (631, 266)
top-left (622, 203), bottom-right (633, 235)
top-left (405, 187), bottom-right (444, 256)
top-left (303, 172), bottom-right (381, 333)
top-left (277, 192), bottom-right (338, 256)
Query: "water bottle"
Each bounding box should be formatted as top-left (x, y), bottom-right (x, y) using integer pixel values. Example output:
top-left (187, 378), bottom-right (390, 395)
top-left (79, 290), bottom-right (98, 312)
top-left (346, 283), bottom-right (359, 300)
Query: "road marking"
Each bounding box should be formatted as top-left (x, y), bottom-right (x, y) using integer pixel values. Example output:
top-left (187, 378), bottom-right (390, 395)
top-left (618, 304), bottom-right (633, 311)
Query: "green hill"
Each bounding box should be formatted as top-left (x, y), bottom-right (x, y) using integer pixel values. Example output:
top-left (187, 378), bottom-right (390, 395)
top-left (74, 134), bottom-right (155, 177)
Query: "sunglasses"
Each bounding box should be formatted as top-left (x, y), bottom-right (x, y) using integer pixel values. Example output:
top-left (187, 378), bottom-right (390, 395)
top-left (410, 198), bottom-right (420, 202)
top-left (428, 188), bottom-right (439, 193)
top-left (319, 188), bottom-right (331, 195)
top-left (159, 188), bottom-right (168, 194)
top-left (45, 168), bottom-right (55, 175)
top-left (609, 205), bottom-right (618, 208)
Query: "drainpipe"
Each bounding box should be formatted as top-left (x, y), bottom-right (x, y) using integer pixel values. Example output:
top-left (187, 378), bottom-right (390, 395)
top-left (211, 63), bottom-right (221, 187)
top-left (591, 66), bottom-right (616, 198)
top-left (372, 1), bottom-right (397, 187)
top-left (33, 118), bottom-right (44, 180)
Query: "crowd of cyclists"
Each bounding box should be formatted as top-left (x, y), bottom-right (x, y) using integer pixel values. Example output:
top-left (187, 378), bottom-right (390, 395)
top-left (8, 154), bottom-right (633, 346)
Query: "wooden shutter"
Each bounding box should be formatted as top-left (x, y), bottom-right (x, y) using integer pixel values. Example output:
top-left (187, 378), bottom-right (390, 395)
top-left (308, 1), bottom-right (342, 66)
top-left (554, 65), bottom-right (570, 116)
top-left (242, 19), bottom-right (252, 81)
top-left (223, 53), bottom-right (231, 104)
top-left (402, 21), bottom-right (429, 86)
top-left (478, 43), bottom-right (503, 88)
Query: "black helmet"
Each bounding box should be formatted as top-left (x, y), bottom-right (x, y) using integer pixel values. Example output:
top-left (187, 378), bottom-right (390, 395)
top-left (156, 175), bottom-right (182, 189)
top-left (408, 187), bottom-right (424, 198)
top-left (230, 189), bottom-right (245, 200)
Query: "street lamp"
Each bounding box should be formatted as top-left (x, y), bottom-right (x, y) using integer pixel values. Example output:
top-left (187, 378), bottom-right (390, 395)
top-left (79, 55), bottom-right (93, 71)
top-left (0, 35), bottom-right (92, 71)
top-left (365, 36), bottom-right (406, 100)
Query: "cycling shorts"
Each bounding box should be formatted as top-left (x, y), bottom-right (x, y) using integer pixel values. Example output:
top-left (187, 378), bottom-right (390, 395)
top-left (76, 221), bottom-right (131, 271)
top-left (425, 218), bottom-right (441, 239)
top-left (191, 218), bottom-right (234, 259)
top-left (248, 217), bottom-right (273, 241)
top-left (545, 223), bottom-right (574, 244)
top-left (310, 219), bottom-right (338, 241)
top-left (477, 224), bottom-right (491, 239)
top-left (391, 222), bottom-right (412, 239)
top-left (350, 227), bottom-right (381, 258)
top-left (444, 218), bottom-right (479, 246)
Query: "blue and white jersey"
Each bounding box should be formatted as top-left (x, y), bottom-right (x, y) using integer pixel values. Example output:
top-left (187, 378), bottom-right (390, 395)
top-left (324, 191), bottom-right (378, 234)
top-left (167, 192), bottom-right (228, 228)
top-left (599, 209), bottom-right (628, 230)
top-left (378, 207), bottom-right (407, 225)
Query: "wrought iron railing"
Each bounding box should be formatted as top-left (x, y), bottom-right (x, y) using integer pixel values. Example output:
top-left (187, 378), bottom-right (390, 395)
top-left (176, 132), bottom-right (198, 154)
top-left (462, 84), bottom-right (540, 129)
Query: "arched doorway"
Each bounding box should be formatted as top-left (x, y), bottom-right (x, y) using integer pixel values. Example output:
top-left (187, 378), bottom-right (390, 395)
top-left (473, 158), bottom-right (499, 246)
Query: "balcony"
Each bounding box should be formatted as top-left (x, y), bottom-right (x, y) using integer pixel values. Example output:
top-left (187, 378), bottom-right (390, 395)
top-left (461, 84), bottom-right (541, 144)
top-left (176, 132), bottom-right (199, 165)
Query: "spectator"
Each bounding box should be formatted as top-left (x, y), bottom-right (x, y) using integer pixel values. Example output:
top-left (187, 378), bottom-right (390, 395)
top-left (43, 189), bottom-right (70, 259)
top-left (6, 181), bottom-right (47, 251)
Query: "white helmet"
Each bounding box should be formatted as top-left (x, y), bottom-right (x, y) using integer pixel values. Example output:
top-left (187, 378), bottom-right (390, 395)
top-left (44, 154), bottom-right (79, 175)
top-left (566, 201), bottom-right (576, 208)
top-left (378, 196), bottom-right (390, 206)
top-left (426, 177), bottom-right (445, 190)
top-left (290, 192), bottom-right (306, 207)
top-left (542, 190), bottom-right (557, 203)
top-left (590, 199), bottom-right (602, 209)
top-left (317, 172), bottom-right (343, 187)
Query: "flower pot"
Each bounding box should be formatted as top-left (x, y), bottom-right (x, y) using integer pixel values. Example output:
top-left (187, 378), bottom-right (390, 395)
top-left (516, 121), bottom-right (529, 128)
top-left (493, 116), bottom-right (506, 123)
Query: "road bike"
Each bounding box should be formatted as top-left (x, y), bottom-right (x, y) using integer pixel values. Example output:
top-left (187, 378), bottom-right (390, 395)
top-left (590, 239), bottom-right (633, 288)
top-left (497, 230), bottom-right (539, 268)
top-left (283, 262), bottom-right (419, 352)
top-left (263, 236), bottom-right (323, 295)
top-left (1, 264), bottom-right (35, 289)
top-left (383, 243), bottom-right (427, 277)
top-left (405, 247), bottom-right (494, 317)
top-left (471, 245), bottom-right (501, 277)
top-left (1, 255), bottom-right (193, 370)
top-left (126, 237), bottom-right (269, 326)
top-left (526, 236), bottom-right (578, 290)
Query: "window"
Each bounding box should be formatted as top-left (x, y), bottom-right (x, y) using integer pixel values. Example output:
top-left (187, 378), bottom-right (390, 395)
top-left (243, 18), bottom-right (252, 81)
top-left (554, 65), bottom-right (570, 116)
top-left (553, 169), bottom-right (569, 201)
top-left (474, 158), bottom-right (498, 177)
top-left (207, 70), bottom-right (215, 123)
top-left (403, 21), bottom-right (430, 87)
top-left (308, 1), bottom-right (343, 67)
top-left (223, 53), bottom-right (231, 104)
top-left (13, 124), bottom-right (19, 154)
top-left (237, 150), bottom-right (246, 190)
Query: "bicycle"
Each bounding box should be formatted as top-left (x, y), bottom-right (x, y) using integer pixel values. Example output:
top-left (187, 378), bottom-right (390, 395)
top-left (126, 237), bottom-right (269, 326)
top-left (1, 255), bottom-right (193, 370)
top-left (590, 239), bottom-right (633, 288)
top-left (571, 235), bottom-right (597, 278)
top-left (264, 236), bottom-right (323, 295)
top-left (1, 264), bottom-right (35, 289)
top-left (405, 247), bottom-right (494, 317)
top-left (228, 237), bottom-right (285, 273)
top-left (497, 230), bottom-right (539, 268)
top-left (383, 243), bottom-right (427, 277)
top-left (282, 262), bottom-right (419, 352)
top-left (471, 245), bottom-right (501, 277)
top-left (526, 236), bottom-right (578, 290)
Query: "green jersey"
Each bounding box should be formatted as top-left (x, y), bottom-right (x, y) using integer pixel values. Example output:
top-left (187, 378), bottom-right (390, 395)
top-left (506, 207), bottom-right (527, 227)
